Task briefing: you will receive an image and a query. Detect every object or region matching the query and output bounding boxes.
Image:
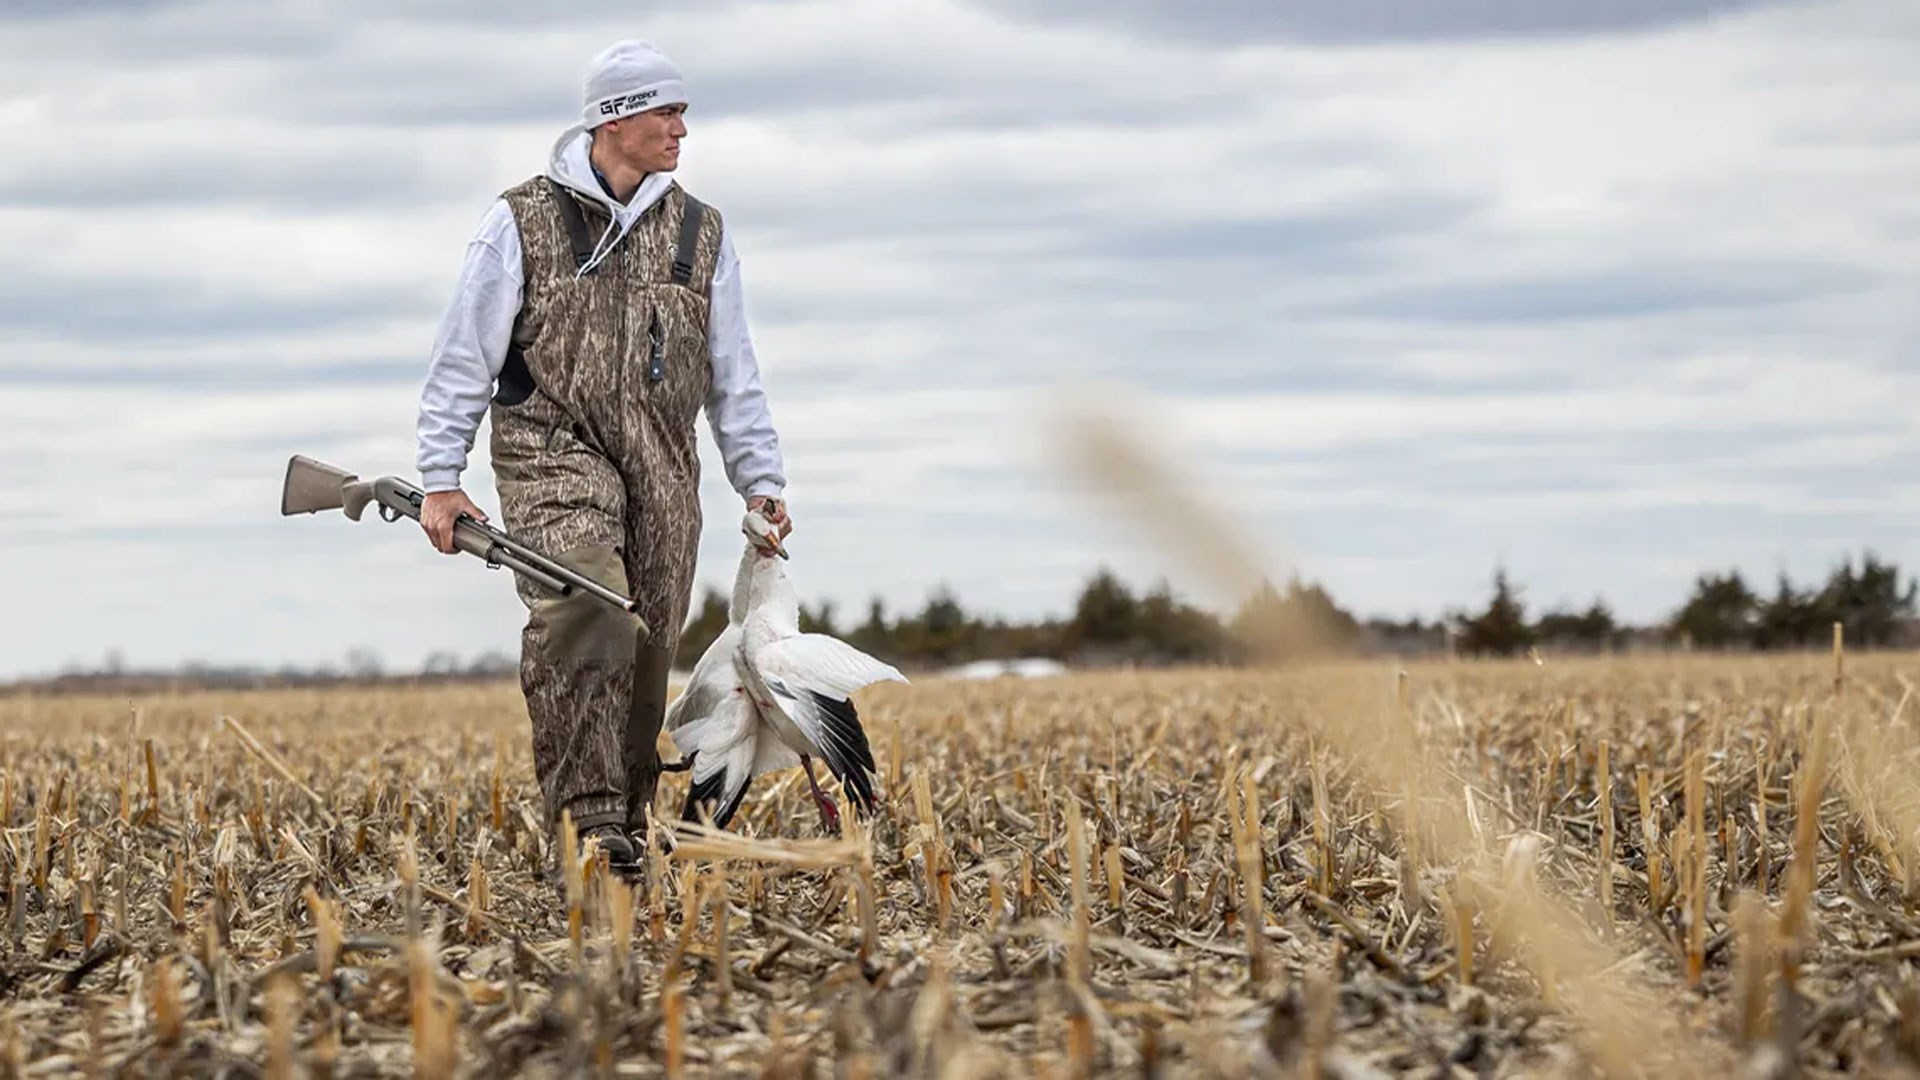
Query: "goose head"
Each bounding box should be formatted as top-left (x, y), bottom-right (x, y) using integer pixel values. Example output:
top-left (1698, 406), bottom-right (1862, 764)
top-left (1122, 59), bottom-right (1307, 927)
top-left (740, 507), bottom-right (788, 560)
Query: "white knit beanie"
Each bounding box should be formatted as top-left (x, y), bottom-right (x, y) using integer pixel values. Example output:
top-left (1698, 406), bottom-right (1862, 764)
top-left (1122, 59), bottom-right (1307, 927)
top-left (582, 40), bottom-right (687, 128)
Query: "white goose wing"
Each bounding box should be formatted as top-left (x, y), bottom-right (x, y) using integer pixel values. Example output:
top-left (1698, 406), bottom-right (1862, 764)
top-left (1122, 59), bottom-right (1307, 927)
top-left (753, 633), bottom-right (907, 700)
top-left (747, 633), bottom-right (907, 815)
top-left (668, 641), bottom-right (802, 830)
top-left (665, 624), bottom-right (741, 735)
top-left (672, 684), bottom-right (760, 829)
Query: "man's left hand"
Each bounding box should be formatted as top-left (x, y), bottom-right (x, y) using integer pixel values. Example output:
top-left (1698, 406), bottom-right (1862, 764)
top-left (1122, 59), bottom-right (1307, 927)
top-left (748, 495), bottom-right (793, 544)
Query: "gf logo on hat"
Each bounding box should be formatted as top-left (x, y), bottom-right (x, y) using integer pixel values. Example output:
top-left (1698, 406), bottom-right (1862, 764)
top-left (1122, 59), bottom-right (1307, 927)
top-left (599, 89), bottom-right (660, 117)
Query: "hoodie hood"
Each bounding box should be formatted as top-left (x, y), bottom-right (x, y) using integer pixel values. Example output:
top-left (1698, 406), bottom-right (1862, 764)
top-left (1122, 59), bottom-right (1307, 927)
top-left (544, 124), bottom-right (678, 275)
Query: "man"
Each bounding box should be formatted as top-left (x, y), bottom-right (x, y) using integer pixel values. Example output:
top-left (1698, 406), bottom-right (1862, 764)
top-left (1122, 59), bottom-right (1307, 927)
top-left (414, 39), bottom-right (791, 879)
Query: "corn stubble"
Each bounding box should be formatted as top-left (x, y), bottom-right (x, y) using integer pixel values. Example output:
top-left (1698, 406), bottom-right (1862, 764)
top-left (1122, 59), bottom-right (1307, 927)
top-left (2, 652), bottom-right (1920, 1075)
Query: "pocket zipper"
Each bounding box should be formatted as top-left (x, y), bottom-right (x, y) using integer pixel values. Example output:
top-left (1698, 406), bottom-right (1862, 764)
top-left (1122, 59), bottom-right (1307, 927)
top-left (647, 311), bottom-right (666, 383)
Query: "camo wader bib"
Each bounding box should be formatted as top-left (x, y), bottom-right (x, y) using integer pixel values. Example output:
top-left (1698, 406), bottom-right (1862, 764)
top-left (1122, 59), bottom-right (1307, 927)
top-left (488, 176), bottom-right (724, 840)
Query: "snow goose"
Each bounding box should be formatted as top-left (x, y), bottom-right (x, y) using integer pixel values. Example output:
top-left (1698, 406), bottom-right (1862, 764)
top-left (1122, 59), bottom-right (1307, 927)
top-left (669, 509), bottom-right (906, 831)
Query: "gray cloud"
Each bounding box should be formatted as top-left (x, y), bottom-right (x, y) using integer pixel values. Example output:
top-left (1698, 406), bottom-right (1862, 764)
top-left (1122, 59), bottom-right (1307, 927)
top-left (323, 0), bottom-right (763, 27)
top-left (965, 0), bottom-right (1805, 44)
top-left (0, 0), bottom-right (731, 53)
top-left (4, 0), bottom-right (189, 15)
top-left (0, 359), bottom-right (418, 389)
top-left (1, 0), bottom-right (1915, 678)
top-left (1075, 193), bottom-right (1477, 264)
top-left (1303, 259), bottom-right (1872, 324)
top-left (0, 145), bottom-right (452, 211)
top-left (9, 2), bottom-right (339, 57)
top-left (274, 52), bottom-right (1109, 130)
top-left (193, 24), bottom-right (1250, 134)
top-left (0, 272), bottom-right (435, 342)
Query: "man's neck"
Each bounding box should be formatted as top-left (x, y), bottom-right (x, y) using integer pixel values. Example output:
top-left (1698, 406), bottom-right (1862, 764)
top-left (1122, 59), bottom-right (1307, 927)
top-left (587, 138), bottom-right (643, 205)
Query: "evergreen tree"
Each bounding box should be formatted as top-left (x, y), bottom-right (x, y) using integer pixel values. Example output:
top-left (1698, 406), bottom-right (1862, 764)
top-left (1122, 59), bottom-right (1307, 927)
top-left (1230, 575), bottom-right (1361, 660)
top-left (1280, 578), bottom-right (1362, 648)
top-left (1535, 599), bottom-right (1618, 651)
top-left (1137, 579), bottom-right (1179, 654)
top-left (1455, 568), bottom-right (1533, 657)
top-left (799, 599), bottom-right (840, 637)
top-left (1668, 570), bottom-right (1759, 648)
top-left (1137, 578), bottom-right (1232, 663)
top-left (1818, 550), bottom-right (1918, 647)
top-left (1753, 573), bottom-right (1820, 650)
top-left (848, 597), bottom-right (891, 658)
top-left (914, 585), bottom-right (972, 664)
top-left (1068, 569), bottom-right (1139, 651)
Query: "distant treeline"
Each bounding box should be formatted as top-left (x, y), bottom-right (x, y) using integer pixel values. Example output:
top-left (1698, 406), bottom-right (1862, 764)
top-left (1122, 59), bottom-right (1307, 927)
top-left (678, 548), bottom-right (1920, 668)
top-left (10, 549), bottom-right (1915, 694)
top-left (3, 649), bottom-right (521, 697)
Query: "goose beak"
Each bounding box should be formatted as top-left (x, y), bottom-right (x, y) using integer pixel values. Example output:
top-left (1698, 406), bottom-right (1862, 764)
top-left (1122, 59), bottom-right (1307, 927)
top-left (747, 524), bottom-right (788, 559)
top-left (742, 509), bottom-right (789, 559)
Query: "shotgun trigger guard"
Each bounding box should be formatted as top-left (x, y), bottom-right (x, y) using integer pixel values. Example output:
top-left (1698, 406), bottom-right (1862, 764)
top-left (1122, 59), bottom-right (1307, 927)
top-left (378, 503), bottom-right (402, 523)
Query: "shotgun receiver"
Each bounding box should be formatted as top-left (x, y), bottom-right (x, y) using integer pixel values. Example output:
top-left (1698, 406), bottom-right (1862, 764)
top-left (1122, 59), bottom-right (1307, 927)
top-left (280, 455), bottom-right (648, 632)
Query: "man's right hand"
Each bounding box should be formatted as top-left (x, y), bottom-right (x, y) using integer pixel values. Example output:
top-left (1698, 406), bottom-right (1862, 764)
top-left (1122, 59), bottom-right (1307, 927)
top-left (420, 488), bottom-right (489, 554)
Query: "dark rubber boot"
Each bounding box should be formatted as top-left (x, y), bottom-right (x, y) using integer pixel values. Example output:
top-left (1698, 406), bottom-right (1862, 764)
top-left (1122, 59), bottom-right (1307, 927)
top-left (549, 812), bottom-right (644, 891)
top-left (580, 823), bottom-right (641, 877)
top-left (624, 643), bottom-right (675, 841)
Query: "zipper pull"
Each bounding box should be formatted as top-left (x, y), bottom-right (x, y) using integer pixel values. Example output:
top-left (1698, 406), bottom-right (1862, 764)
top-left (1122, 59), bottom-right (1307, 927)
top-left (647, 313), bottom-right (665, 382)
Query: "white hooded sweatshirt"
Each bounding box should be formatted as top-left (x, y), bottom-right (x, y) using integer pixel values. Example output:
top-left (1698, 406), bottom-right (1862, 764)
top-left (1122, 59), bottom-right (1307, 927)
top-left (414, 124), bottom-right (785, 499)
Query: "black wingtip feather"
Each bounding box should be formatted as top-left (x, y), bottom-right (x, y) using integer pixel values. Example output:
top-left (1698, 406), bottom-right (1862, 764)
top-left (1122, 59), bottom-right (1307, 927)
top-left (810, 691), bottom-right (876, 771)
top-left (682, 768), bottom-right (752, 831)
top-left (808, 691), bottom-right (879, 817)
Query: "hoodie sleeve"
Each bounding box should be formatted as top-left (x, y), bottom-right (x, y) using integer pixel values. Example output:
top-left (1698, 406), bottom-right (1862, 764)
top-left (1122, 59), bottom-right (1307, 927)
top-left (705, 226), bottom-right (787, 500)
top-left (416, 199), bottom-right (524, 493)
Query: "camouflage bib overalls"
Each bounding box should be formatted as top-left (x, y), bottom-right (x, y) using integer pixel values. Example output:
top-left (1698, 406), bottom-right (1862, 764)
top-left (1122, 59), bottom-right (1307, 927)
top-left (488, 175), bottom-right (724, 842)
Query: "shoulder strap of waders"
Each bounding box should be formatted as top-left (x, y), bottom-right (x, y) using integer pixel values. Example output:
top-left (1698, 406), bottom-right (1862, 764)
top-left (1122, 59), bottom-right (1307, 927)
top-left (493, 179), bottom-right (588, 406)
top-left (671, 192), bottom-right (705, 286)
top-left (543, 177), bottom-right (597, 271)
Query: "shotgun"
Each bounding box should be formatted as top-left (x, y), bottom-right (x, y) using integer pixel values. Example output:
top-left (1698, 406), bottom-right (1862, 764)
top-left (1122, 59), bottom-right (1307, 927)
top-left (279, 455), bottom-right (648, 632)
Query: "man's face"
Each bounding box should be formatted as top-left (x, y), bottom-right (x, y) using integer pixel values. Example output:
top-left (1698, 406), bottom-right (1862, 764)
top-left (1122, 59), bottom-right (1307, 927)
top-left (605, 104), bottom-right (687, 173)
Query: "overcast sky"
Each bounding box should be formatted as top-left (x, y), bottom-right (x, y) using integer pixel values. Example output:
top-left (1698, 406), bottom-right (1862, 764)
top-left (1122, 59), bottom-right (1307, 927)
top-left (3, 0), bottom-right (1916, 677)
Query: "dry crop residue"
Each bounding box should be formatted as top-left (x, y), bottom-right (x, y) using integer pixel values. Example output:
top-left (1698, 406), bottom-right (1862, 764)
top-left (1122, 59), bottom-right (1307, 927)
top-left (3, 654), bottom-right (1920, 1077)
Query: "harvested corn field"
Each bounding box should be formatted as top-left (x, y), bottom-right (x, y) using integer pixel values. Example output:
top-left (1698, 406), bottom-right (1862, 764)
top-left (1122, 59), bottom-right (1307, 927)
top-left (5, 652), bottom-right (1920, 1078)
